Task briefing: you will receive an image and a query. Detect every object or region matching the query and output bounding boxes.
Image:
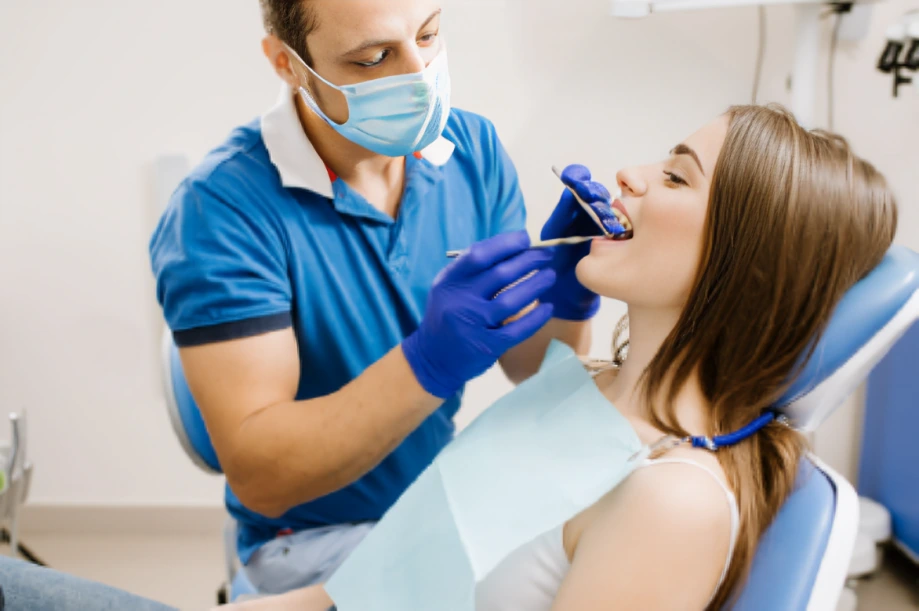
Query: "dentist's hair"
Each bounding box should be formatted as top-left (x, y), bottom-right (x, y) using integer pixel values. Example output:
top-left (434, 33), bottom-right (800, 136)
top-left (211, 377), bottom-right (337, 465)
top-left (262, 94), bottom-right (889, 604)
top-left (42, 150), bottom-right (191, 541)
top-left (260, 0), bottom-right (319, 66)
top-left (640, 104), bottom-right (897, 608)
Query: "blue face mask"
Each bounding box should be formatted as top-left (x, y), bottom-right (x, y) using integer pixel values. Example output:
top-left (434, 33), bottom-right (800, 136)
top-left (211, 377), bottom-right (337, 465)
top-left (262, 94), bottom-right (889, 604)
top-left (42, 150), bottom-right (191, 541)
top-left (285, 44), bottom-right (452, 157)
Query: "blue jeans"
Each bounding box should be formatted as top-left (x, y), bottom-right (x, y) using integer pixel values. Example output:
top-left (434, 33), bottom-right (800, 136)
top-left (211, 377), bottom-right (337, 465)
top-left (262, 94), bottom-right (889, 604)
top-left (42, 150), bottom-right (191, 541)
top-left (0, 556), bottom-right (176, 611)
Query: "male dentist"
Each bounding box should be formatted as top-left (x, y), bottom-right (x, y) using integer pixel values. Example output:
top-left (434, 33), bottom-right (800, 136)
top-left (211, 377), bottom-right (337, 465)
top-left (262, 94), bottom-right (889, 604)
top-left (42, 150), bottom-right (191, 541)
top-left (150, 0), bottom-right (606, 594)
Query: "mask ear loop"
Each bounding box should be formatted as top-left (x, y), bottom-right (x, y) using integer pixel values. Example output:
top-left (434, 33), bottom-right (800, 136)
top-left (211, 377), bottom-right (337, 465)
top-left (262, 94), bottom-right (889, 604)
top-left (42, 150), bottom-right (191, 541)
top-left (281, 41), bottom-right (340, 91)
top-left (281, 42), bottom-right (352, 131)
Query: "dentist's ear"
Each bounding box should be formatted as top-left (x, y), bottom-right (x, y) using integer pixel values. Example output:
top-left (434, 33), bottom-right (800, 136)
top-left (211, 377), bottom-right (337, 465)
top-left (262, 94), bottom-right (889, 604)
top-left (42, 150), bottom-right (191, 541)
top-left (262, 35), bottom-right (301, 89)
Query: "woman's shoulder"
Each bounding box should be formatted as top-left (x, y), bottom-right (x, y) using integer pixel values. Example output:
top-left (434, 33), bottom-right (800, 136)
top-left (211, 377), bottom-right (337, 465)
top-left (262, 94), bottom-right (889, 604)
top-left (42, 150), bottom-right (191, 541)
top-left (569, 448), bottom-right (735, 553)
top-left (605, 449), bottom-right (734, 529)
top-left (642, 446), bottom-right (732, 491)
top-left (558, 452), bottom-right (736, 608)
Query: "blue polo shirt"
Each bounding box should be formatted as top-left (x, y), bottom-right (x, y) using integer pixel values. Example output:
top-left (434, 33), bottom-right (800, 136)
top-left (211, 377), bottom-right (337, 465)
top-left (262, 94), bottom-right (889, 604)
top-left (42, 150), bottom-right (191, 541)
top-left (149, 85), bottom-right (525, 563)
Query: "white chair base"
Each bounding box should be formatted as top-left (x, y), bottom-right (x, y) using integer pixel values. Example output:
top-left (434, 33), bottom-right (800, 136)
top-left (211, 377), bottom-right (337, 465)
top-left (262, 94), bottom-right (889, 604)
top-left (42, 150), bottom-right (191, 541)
top-left (847, 496), bottom-right (894, 579)
top-left (848, 533), bottom-right (881, 578)
top-left (835, 585), bottom-right (858, 611)
top-left (858, 497), bottom-right (892, 544)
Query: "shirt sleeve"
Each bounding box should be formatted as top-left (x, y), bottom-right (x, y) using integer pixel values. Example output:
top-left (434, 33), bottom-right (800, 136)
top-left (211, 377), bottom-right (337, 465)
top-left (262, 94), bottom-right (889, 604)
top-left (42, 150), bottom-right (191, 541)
top-left (150, 178), bottom-right (293, 347)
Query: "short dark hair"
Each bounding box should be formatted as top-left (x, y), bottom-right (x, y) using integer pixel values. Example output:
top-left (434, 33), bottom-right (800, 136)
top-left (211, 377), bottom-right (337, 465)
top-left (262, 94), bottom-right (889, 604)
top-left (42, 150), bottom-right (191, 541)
top-left (259, 0), bottom-right (319, 66)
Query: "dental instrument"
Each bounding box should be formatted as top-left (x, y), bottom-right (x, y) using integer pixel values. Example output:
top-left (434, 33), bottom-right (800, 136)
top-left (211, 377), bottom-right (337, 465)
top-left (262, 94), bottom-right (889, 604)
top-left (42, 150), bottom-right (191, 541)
top-left (445, 166), bottom-right (633, 259)
top-left (550, 166), bottom-right (633, 239)
top-left (446, 236), bottom-right (595, 259)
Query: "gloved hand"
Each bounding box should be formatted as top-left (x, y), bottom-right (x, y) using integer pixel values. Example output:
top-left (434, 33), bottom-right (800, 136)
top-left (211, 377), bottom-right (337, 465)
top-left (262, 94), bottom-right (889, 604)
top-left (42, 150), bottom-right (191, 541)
top-left (403, 231), bottom-right (557, 399)
top-left (539, 164), bottom-right (612, 321)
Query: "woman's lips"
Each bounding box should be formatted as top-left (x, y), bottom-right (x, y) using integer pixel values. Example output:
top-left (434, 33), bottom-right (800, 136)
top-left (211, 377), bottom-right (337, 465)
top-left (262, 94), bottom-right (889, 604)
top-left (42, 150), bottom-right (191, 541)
top-left (611, 199), bottom-right (632, 226)
top-left (591, 236), bottom-right (626, 251)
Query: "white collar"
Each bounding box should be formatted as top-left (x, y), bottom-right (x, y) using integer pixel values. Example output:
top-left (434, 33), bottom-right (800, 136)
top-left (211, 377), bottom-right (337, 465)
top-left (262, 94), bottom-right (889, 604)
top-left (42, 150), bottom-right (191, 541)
top-left (260, 83), bottom-right (455, 198)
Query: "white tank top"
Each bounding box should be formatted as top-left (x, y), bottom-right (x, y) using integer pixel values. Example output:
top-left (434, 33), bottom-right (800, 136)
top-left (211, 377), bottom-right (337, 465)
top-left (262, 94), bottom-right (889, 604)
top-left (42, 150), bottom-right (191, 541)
top-left (474, 458), bottom-right (740, 611)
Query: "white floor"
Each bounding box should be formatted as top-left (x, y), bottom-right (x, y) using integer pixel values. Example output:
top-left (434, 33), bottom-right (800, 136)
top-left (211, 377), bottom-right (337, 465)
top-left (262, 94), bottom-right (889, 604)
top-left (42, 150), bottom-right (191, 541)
top-left (2, 533), bottom-right (917, 610)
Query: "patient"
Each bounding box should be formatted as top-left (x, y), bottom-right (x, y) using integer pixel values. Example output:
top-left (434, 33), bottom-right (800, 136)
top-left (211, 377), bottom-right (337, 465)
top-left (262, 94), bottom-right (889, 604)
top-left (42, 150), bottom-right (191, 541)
top-left (224, 104), bottom-right (897, 610)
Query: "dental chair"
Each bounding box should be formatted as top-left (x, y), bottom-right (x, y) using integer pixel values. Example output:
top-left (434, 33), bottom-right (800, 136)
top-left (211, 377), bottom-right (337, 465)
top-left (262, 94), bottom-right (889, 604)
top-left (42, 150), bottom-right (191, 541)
top-left (160, 245), bottom-right (919, 609)
top-left (160, 332), bottom-right (258, 604)
top-left (733, 245), bottom-right (919, 610)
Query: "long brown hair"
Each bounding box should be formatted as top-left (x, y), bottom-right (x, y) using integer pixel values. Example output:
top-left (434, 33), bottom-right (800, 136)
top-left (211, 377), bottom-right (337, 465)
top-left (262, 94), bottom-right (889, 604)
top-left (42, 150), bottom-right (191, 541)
top-left (636, 105), bottom-right (897, 608)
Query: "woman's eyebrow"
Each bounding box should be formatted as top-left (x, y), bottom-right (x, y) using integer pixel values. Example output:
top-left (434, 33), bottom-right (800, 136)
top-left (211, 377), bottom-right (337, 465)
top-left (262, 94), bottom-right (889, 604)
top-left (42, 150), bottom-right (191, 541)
top-left (670, 143), bottom-right (705, 176)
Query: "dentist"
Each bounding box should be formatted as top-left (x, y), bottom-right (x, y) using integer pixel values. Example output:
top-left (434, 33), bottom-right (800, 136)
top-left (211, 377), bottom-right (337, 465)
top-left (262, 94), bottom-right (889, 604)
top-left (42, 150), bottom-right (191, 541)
top-left (149, 0), bottom-right (605, 594)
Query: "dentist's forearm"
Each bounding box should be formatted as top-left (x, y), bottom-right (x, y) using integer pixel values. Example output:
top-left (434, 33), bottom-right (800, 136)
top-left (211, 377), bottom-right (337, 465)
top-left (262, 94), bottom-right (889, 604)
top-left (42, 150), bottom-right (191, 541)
top-left (500, 319), bottom-right (592, 384)
top-left (226, 346), bottom-right (441, 517)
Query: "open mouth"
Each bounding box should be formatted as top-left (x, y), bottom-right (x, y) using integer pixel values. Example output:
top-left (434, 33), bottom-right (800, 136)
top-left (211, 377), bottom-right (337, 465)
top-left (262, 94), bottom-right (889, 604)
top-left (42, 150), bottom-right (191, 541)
top-left (582, 200), bottom-right (633, 241)
top-left (605, 199), bottom-right (633, 241)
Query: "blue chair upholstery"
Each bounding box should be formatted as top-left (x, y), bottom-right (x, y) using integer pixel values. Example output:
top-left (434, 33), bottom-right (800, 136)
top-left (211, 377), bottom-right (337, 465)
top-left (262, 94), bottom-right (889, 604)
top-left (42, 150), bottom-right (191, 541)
top-left (860, 321), bottom-right (919, 560)
top-left (732, 461), bottom-right (836, 610)
top-left (776, 246), bottom-right (919, 432)
top-left (735, 245), bottom-right (919, 609)
top-left (230, 568), bottom-right (258, 601)
top-left (163, 336), bottom-right (221, 473)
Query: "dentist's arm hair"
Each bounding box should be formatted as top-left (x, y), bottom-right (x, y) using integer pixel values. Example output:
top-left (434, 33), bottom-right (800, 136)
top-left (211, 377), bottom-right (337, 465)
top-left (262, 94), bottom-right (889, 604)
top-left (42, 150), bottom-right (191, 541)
top-left (551, 462), bottom-right (733, 611)
top-left (180, 328), bottom-right (441, 518)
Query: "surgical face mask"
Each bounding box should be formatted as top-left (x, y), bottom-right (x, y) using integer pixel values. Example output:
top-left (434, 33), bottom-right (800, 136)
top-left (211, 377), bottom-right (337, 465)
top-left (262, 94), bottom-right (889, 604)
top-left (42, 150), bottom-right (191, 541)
top-left (285, 44), bottom-right (452, 157)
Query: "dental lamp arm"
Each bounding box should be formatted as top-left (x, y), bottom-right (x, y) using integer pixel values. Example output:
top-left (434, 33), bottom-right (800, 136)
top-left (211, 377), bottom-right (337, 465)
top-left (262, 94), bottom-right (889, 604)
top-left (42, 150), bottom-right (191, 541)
top-left (610, 0), bottom-right (884, 16)
top-left (610, 0), bottom-right (887, 128)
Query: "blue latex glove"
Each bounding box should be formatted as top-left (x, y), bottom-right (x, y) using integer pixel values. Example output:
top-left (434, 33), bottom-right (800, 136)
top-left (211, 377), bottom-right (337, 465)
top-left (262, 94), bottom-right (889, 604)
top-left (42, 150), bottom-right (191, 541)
top-left (539, 164), bottom-right (612, 321)
top-left (403, 231), bottom-right (557, 399)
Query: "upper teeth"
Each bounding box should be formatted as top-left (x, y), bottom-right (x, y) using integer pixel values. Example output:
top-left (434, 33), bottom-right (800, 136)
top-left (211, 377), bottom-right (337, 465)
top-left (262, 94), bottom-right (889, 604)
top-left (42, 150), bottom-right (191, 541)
top-left (611, 209), bottom-right (632, 231)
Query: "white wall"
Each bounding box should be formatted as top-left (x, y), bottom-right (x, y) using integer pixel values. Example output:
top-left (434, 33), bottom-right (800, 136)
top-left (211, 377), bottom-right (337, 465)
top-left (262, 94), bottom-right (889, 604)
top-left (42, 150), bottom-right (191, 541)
top-left (0, 0), bottom-right (916, 508)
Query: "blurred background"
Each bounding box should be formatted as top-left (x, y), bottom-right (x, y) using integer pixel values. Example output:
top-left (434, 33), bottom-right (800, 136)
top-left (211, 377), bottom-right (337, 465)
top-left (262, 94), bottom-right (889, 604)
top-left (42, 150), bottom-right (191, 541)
top-left (1, 1), bottom-right (916, 608)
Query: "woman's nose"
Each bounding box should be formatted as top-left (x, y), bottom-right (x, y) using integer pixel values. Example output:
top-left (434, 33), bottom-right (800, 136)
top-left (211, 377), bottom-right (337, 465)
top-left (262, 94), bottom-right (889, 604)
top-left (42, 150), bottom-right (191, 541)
top-left (616, 167), bottom-right (647, 198)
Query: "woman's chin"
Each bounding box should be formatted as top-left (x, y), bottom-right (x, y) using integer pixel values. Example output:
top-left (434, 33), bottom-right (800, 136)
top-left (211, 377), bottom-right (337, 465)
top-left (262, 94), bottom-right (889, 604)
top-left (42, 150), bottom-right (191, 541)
top-left (576, 257), bottom-right (626, 301)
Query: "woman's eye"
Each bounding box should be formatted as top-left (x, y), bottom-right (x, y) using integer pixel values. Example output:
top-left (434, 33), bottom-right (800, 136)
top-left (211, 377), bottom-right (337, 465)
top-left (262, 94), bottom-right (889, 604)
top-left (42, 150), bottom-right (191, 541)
top-left (355, 50), bottom-right (390, 67)
top-left (663, 170), bottom-right (688, 186)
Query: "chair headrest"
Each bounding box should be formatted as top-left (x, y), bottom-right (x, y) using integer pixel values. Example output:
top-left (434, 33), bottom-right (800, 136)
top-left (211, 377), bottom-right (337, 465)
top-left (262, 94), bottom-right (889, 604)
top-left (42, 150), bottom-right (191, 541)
top-left (775, 246), bottom-right (919, 432)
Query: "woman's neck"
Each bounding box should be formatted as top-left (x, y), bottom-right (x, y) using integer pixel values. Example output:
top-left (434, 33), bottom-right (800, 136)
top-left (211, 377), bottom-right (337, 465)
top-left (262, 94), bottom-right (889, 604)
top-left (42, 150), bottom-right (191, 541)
top-left (599, 305), bottom-right (712, 439)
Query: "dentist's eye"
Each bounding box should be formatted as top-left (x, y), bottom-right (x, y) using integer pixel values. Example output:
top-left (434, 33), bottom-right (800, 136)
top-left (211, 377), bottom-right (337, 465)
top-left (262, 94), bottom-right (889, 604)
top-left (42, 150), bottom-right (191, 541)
top-left (418, 31), bottom-right (439, 45)
top-left (356, 50), bottom-right (390, 67)
top-left (663, 170), bottom-right (688, 186)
